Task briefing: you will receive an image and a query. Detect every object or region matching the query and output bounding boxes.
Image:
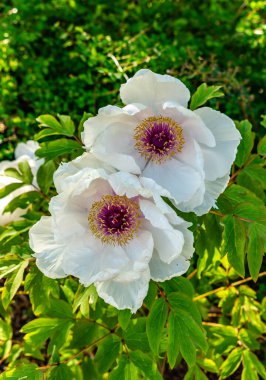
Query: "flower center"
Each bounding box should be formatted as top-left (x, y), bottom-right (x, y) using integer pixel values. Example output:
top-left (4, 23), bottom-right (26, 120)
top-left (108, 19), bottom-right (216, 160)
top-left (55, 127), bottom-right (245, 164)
top-left (134, 116), bottom-right (185, 163)
top-left (88, 195), bottom-right (141, 245)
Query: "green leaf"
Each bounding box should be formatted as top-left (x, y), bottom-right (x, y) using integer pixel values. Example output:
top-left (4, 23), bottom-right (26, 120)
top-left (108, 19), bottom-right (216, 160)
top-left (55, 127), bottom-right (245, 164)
top-left (109, 355), bottom-right (128, 380)
top-left (167, 311), bottom-right (181, 368)
top-left (37, 160), bottom-right (56, 193)
top-left (0, 182), bottom-right (24, 199)
top-left (168, 292), bottom-right (201, 325)
top-left (168, 312), bottom-right (196, 367)
top-left (35, 139), bottom-right (84, 160)
top-left (94, 334), bottom-right (121, 374)
top-left (2, 260), bottom-right (29, 309)
top-left (220, 347), bottom-right (243, 378)
top-left (130, 350), bottom-right (163, 380)
top-left (146, 298), bottom-right (168, 355)
top-left (4, 191), bottom-right (42, 213)
top-left (57, 115), bottom-right (75, 135)
top-left (4, 168), bottom-right (23, 181)
top-left (36, 114), bottom-right (62, 130)
top-left (242, 350), bottom-right (259, 380)
top-left (258, 135), bottom-right (266, 155)
top-left (235, 120), bottom-right (255, 167)
top-left (247, 352), bottom-right (266, 379)
top-left (247, 223), bottom-right (265, 281)
top-left (190, 83), bottom-right (223, 110)
top-left (48, 364), bottom-right (72, 380)
top-left (0, 363), bottom-right (42, 380)
top-left (222, 215), bottom-right (246, 277)
top-left (18, 161), bottom-right (33, 184)
top-left (118, 309), bottom-right (131, 330)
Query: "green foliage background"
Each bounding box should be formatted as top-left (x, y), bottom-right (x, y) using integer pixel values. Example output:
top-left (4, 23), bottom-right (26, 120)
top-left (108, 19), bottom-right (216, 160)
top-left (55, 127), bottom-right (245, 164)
top-left (0, 0), bottom-right (265, 379)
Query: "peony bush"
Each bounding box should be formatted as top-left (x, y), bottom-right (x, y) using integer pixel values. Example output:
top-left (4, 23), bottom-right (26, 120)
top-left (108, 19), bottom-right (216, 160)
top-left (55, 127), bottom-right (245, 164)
top-left (0, 71), bottom-right (265, 379)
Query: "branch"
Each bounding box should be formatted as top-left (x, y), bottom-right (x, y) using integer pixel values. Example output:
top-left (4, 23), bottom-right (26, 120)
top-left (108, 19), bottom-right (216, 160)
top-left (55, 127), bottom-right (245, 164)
top-left (193, 271), bottom-right (266, 301)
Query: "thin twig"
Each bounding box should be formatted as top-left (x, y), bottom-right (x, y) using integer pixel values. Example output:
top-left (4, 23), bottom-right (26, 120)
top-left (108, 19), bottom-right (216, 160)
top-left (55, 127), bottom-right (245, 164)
top-left (193, 271), bottom-right (266, 301)
top-left (108, 54), bottom-right (128, 80)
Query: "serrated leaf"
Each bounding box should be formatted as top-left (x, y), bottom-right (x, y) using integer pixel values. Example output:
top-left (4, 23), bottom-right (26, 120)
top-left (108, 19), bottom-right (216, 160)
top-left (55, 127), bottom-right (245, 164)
top-left (35, 139), bottom-right (84, 160)
top-left (247, 223), bottom-right (265, 281)
top-left (0, 182), bottom-right (24, 199)
top-left (147, 298), bottom-right (168, 355)
top-left (220, 347), bottom-right (243, 378)
top-left (190, 83), bottom-right (223, 110)
top-left (235, 120), bottom-right (255, 167)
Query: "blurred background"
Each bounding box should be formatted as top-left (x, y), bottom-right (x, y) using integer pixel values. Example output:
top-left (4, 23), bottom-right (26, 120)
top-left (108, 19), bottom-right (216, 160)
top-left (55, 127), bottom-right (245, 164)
top-left (0, 0), bottom-right (265, 158)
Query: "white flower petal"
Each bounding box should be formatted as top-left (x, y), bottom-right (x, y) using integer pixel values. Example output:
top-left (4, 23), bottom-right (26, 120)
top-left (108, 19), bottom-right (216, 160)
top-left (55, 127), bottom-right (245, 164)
top-left (139, 199), bottom-right (172, 229)
top-left (124, 230), bottom-right (153, 272)
top-left (162, 103), bottom-right (216, 147)
top-left (54, 152), bottom-right (113, 193)
top-left (193, 173), bottom-right (230, 216)
top-left (29, 216), bottom-right (67, 278)
top-left (95, 268), bottom-right (150, 313)
top-left (147, 225), bottom-right (184, 264)
top-left (63, 235), bottom-right (130, 286)
top-left (149, 251), bottom-right (190, 281)
top-left (194, 107), bottom-right (241, 181)
top-left (143, 159), bottom-right (203, 204)
top-left (15, 140), bottom-right (40, 160)
top-left (120, 69), bottom-right (190, 108)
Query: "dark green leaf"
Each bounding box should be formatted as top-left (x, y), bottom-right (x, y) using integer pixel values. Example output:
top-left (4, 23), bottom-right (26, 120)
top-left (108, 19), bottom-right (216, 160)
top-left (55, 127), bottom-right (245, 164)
top-left (18, 161), bottom-right (33, 184)
top-left (130, 350), bottom-right (163, 380)
top-left (118, 309), bottom-right (131, 330)
top-left (94, 334), bottom-right (121, 374)
top-left (235, 120), bottom-right (255, 167)
top-left (247, 223), bottom-right (265, 281)
top-left (37, 160), bottom-right (56, 193)
top-left (147, 298), bottom-right (168, 355)
top-left (48, 364), bottom-right (72, 380)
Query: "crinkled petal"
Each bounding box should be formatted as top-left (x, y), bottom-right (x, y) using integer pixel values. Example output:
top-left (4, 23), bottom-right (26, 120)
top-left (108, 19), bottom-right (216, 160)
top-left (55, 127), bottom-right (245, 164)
top-left (143, 159), bottom-right (203, 204)
top-left (54, 153), bottom-right (114, 193)
top-left (192, 173), bottom-right (230, 216)
top-left (29, 216), bottom-right (67, 278)
top-left (95, 268), bottom-right (150, 312)
top-left (149, 252), bottom-right (190, 281)
top-left (120, 69), bottom-right (190, 108)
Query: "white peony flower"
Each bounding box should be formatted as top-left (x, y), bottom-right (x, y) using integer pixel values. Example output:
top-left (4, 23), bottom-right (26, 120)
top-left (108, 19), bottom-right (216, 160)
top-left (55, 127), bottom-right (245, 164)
top-left (82, 69), bottom-right (241, 215)
top-left (0, 140), bottom-right (43, 225)
top-left (29, 154), bottom-right (194, 312)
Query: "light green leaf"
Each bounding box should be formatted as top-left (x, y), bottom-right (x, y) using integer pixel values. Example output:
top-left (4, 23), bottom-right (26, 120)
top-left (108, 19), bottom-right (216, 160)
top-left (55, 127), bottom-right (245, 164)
top-left (57, 115), bottom-right (75, 135)
top-left (36, 114), bottom-right (62, 130)
top-left (0, 182), bottom-right (24, 199)
top-left (220, 347), bottom-right (243, 378)
top-left (109, 355), bottom-right (128, 380)
top-left (4, 168), bottom-right (23, 181)
top-left (247, 352), bottom-right (266, 379)
top-left (242, 350), bottom-right (259, 380)
top-left (118, 309), bottom-right (132, 330)
top-left (2, 260), bottom-right (29, 309)
top-left (147, 298), bottom-right (168, 355)
top-left (35, 139), bottom-right (84, 160)
top-left (190, 83), bottom-right (223, 110)
top-left (18, 161), bottom-right (33, 184)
